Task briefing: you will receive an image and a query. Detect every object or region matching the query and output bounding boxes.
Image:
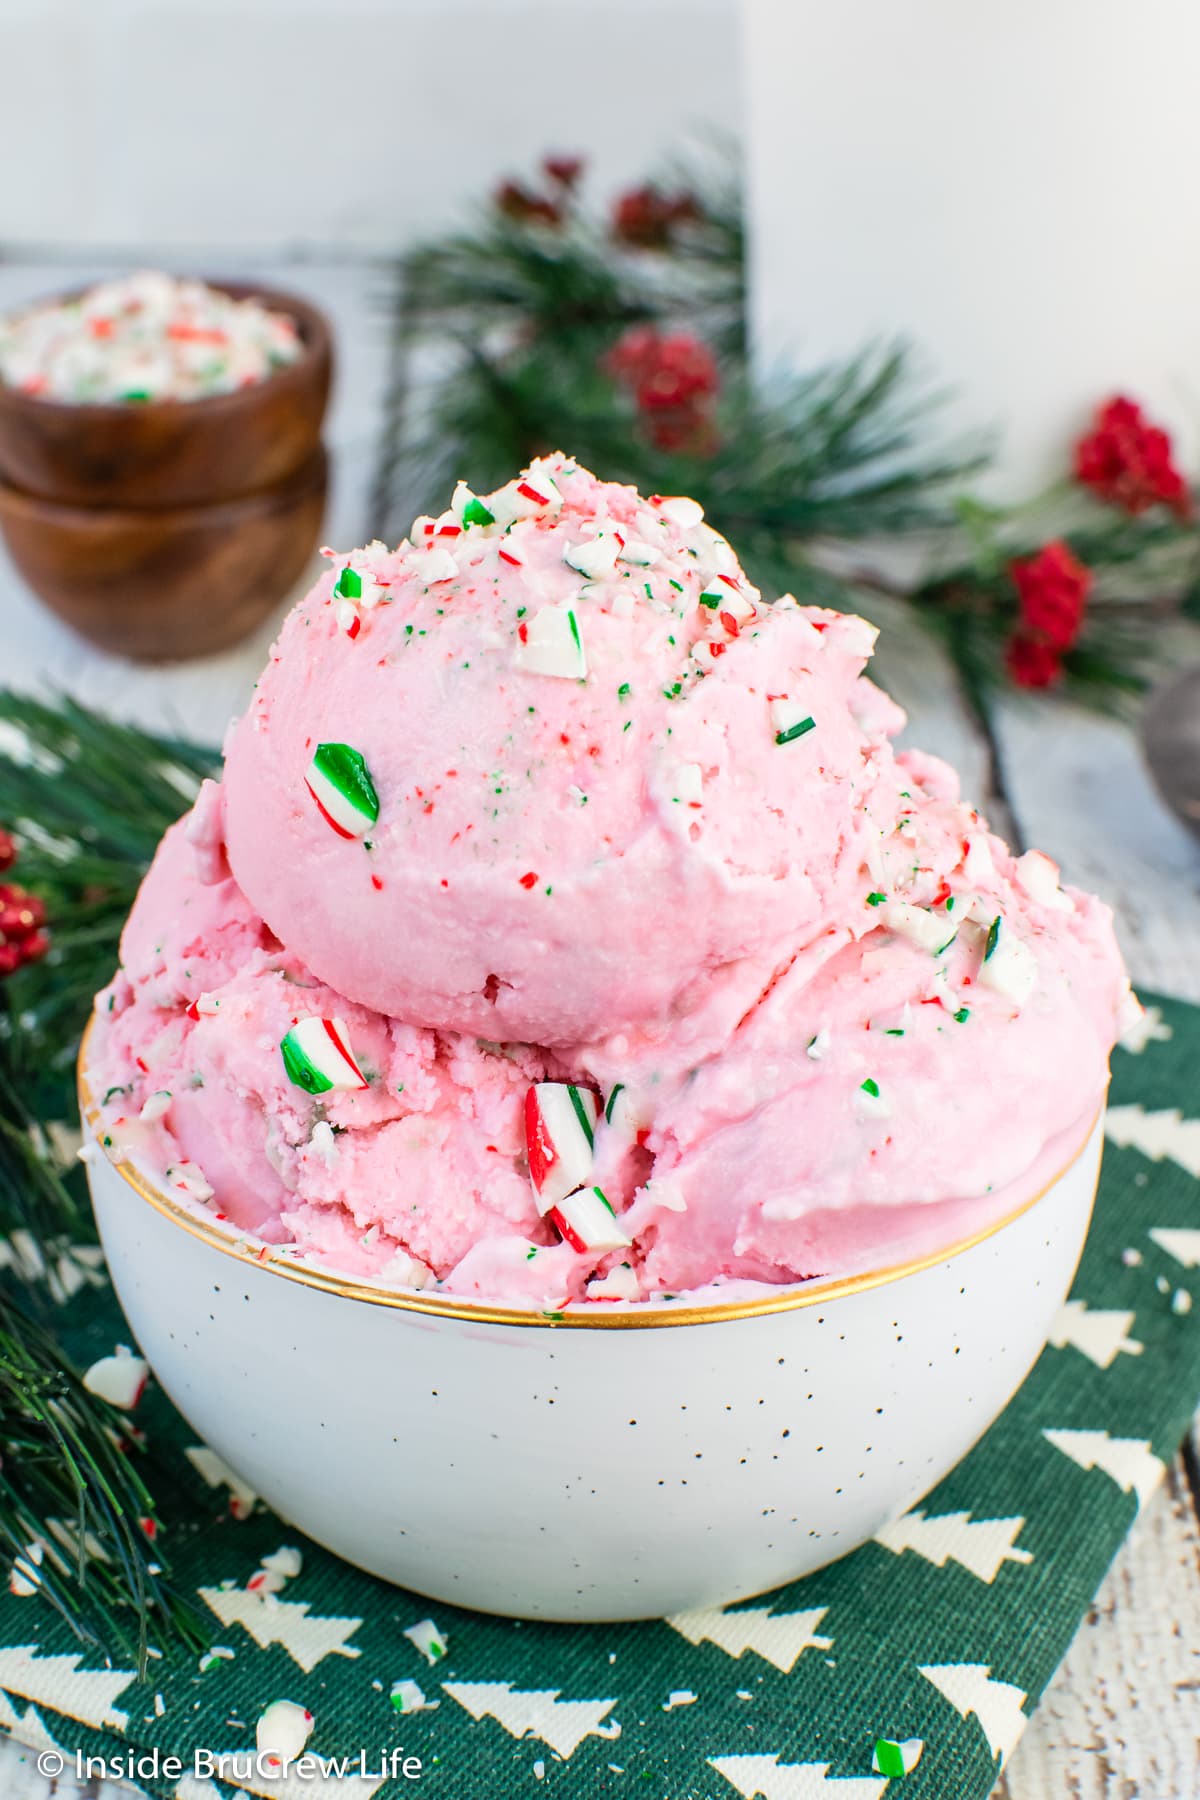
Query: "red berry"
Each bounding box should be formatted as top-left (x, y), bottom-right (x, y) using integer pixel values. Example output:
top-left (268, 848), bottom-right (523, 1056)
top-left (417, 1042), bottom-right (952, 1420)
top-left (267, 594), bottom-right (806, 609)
top-left (0, 944), bottom-right (22, 977)
top-left (0, 831), bottom-right (15, 873)
top-left (19, 931), bottom-right (50, 967)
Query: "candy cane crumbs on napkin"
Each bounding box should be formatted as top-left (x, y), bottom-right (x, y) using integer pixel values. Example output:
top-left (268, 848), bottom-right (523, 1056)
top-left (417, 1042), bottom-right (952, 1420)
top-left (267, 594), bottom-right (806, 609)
top-left (548, 1186), bottom-right (632, 1255)
top-left (83, 1345), bottom-right (149, 1410)
top-left (513, 604), bottom-right (588, 679)
top-left (9, 1543), bottom-right (44, 1597)
top-left (979, 913), bottom-right (1038, 1006)
top-left (280, 1016), bottom-right (369, 1095)
top-left (404, 1618), bottom-right (448, 1665)
top-left (525, 1082), bottom-right (601, 1210)
top-left (257, 1699), bottom-right (314, 1771)
top-left (304, 741), bottom-right (380, 838)
top-left (769, 700), bottom-right (816, 747)
top-left (198, 1646), bottom-right (236, 1672)
top-left (391, 1678), bottom-right (439, 1713)
top-left (873, 1737), bottom-right (924, 1777)
top-left (261, 1545), bottom-right (303, 1579)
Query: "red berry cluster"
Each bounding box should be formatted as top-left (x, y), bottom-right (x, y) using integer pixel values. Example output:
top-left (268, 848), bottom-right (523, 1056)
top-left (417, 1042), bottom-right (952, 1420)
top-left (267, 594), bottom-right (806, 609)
top-left (610, 184), bottom-right (702, 249)
top-left (605, 325), bottom-right (719, 453)
top-left (1005, 393), bottom-right (1190, 689)
top-left (0, 830), bottom-right (49, 978)
top-left (494, 156), bottom-right (585, 229)
top-left (1074, 396), bottom-right (1190, 519)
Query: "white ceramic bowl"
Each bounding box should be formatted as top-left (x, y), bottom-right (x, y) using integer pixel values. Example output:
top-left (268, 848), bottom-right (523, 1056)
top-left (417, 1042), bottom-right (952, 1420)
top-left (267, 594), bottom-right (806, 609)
top-left (80, 1047), bottom-right (1103, 1622)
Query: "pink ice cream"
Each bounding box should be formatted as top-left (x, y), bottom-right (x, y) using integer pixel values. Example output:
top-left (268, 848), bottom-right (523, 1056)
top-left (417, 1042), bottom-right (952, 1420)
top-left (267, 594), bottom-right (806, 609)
top-left (222, 455), bottom-right (898, 1047)
top-left (89, 456), bottom-right (1134, 1309)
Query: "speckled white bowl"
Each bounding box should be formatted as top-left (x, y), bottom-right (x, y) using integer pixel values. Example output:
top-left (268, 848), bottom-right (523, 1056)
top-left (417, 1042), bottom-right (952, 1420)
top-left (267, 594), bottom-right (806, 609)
top-left (80, 1052), bottom-right (1103, 1622)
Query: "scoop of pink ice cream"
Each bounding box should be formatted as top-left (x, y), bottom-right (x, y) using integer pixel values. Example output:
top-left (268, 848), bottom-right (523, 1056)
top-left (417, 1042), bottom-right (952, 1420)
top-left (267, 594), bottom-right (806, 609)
top-left (222, 455), bottom-right (897, 1046)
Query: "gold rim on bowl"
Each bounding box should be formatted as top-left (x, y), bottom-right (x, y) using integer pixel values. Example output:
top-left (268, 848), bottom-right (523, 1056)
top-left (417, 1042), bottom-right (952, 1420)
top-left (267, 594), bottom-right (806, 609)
top-left (77, 1020), bottom-right (1101, 1330)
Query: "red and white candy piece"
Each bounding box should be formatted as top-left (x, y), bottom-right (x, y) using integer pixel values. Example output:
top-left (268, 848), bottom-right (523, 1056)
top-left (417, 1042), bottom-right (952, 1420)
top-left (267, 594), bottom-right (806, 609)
top-left (83, 1344), bottom-right (149, 1410)
top-left (185, 992), bottom-right (221, 1021)
top-left (513, 604), bottom-right (587, 680)
top-left (525, 1082), bottom-right (601, 1211)
top-left (281, 1016), bottom-right (369, 1095)
top-left (256, 1699), bottom-right (314, 1772)
top-left (165, 1160), bottom-right (215, 1202)
top-left (548, 1185), bottom-right (632, 1255)
top-left (1015, 849), bottom-right (1073, 912)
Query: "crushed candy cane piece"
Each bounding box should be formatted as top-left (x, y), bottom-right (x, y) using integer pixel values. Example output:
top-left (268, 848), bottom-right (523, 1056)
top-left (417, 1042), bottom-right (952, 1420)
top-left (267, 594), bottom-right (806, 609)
top-left (651, 495), bottom-right (705, 530)
top-left (873, 1737), bottom-right (924, 1777)
top-left (139, 1089), bottom-right (172, 1123)
top-left (165, 1159), bottom-right (215, 1201)
top-left (769, 700), bottom-right (816, 746)
top-left (409, 546), bottom-right (459, 584)
top-left (525, 1082), bottom-right (600, 1211)
top-left (806, 1029), bottom-right (831, 1061)
top-left (564, 532), bottom-right (620, 580)
top-left (513, 604), bottom-right (587, 680)
top-left (391, 1678), bottom-right (439, 1713)
top-left (587, 1263), bottom-right (641, 1301)
top-left (663, 1690), bottom-right (698, 1710)
top-left (1015, 848), bottom-right (1073, 912)
top-left (261, 1545), bottom-right (303, 1579)
top-left (978, 914), bottom-right (1038, 1006)
top-left (83, 1345), bottom-right (149, 1410)
top-left (671, 762), bottom-right (704, 806)
top-left (404, 1617), bottom-right (448, 1664)
top-left (281, 1016), bottom-right (369, 1095)
top-left (257, 1698), bottom-right (314, 1770)
top-left (856, 1077), bottom-right (892, 1121)
top-left (548, 1185), bottom-right (632, 1255)
top-left (304, 741), bottom-right (379, 839)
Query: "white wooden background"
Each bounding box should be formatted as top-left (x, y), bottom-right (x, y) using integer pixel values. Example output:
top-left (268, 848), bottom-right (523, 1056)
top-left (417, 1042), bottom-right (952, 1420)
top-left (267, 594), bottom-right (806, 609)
top-left (0, 259), bottom-right (1198, 1798)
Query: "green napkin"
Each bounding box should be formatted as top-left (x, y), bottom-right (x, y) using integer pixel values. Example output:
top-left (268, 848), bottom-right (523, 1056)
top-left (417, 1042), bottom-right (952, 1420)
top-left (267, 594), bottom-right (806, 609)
top-left (0, 993), bottom-right (1196, 1800)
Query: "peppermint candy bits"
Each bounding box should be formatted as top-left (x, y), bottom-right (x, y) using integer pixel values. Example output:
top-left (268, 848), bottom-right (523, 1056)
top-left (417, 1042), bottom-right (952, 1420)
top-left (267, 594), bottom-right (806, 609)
top-left (769, 699), bottom-right (816, 747)
top-left (548, 1185), bottom-right (632, 1255)
top-left (256, 1699), bottom-right (314, 1772)
top-left (280, 1017), bottom-right (369, 1095)
top-left (304, 741), bottom-right (379, 838)
top-left (514, 604), bottom-right (587, 680)
top-left (83, 1344), bottom-right (149, 1410)
top-left (978, 912), bottom-right (1038, 1007)
top-left (525, 1082), bottom-right (600, 1209)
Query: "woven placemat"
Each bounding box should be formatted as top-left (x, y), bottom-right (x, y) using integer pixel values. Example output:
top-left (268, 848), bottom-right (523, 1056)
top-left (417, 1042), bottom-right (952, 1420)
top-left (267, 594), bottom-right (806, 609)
top-left (0, 993), bottom-right (1196, 1800)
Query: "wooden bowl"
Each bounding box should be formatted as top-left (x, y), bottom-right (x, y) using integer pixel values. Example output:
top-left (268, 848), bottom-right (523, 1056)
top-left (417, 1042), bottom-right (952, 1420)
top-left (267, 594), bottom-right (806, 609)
top-left (0, 448), bottom-right (327, 661)
top-left (0, 281), bottom-right (332, 508)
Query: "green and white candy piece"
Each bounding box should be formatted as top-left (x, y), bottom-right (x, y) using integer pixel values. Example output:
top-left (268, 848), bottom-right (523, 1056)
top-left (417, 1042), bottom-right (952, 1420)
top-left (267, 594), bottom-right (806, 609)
top-left (548, 1185), bottom-right (632, 1255)
top-left (514, 604), bottom-right (587, 680)
top-left (404, 1618), bottom-right (448, 1664)
top-left (806, 1028), bottom-right (831, 1061)
top-left (390, 1678), bottom-right (437, 1714)
top-left (304, 741), bottom-right (379, 838)
top-left (978, 912), bottom-right (1038, 1006)
top-left (138, 1088), bottom-right (173, 1124)
top-left (652, 495), bottom-right (705, 530)
top-left (1015, 848), bottom-right (1073, 912)
top-left (769, 699), bottom-right (816, 746)
top-left (855, 1076), bottom-right (892, 1120)
top-left (602, 1081), bottom-right (652, 1145)
top-left (451, 480), bottom-right (495, 528)
top-left (564, 531), bottom-right (620, 580)
top-left (873, 1737), bottom-right (924, 1778)
top-left (280, 1016), bottom-right (369, 1095)
top-left (880, 897), bottom-right (949, 954)
top-left (332, 560), bottom-right (385, 610)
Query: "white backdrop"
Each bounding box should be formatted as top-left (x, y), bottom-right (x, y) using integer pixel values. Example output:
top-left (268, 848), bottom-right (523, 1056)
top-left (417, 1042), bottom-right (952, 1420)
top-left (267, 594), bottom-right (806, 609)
top-left (745, 0), bottom-right (1200, 488)
top-left (0, 0), bottom-right (737, 249)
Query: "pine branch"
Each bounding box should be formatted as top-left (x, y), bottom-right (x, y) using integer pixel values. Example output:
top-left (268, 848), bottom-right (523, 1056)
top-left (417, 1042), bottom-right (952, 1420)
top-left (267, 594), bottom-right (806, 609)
top-left (0, 1286), bottom-right (207, 1675)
